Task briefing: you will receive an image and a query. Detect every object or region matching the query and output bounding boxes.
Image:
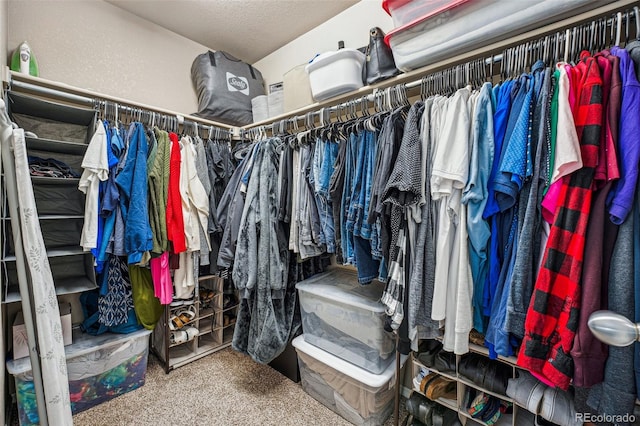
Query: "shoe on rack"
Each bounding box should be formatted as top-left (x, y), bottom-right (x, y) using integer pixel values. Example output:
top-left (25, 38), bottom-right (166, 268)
top-left (432, 405), bottom-right (461, 426)
top-left (184, 326), bottom-right (199, 341)
top-left (469, 329), bottom-right (485, 346)
top-left (425, 376), bottom-right (457, 401)
top-left (176, 305), bottom-right (197, 326)
top-left (406, 392), bottom-right (437, 425)
top-left (199, 288), bottom-right (215, 304)
top-left (434, 350), bottom-right (456, 373)
top-left (170, 330), bottom-right (188, 345)
top-left (416, 339), bottom-right (443, 368)
top-left (223, 313), bottom-right (237, 327)
top-left (169, 315), bottom-right (185, 331)
top-left (223, 294), bottom-right (237, 310)
top-left (170, 298), bottom-right (184, 308)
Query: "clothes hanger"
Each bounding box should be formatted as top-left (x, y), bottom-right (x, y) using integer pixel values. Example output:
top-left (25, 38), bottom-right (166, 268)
top-left (615, 12), bottom-right (623, 46)
top-left (625, 10), bottom-right (630, 45)
top-left (602, 16), bottom-right (609, 50)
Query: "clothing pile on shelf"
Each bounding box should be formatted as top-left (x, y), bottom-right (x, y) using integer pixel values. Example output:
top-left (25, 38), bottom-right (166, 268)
top-left (79, 121), bottom-right (235, 333)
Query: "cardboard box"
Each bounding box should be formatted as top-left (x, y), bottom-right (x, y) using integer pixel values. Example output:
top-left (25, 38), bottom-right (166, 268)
top-left (12, 303), bottom-right (72, 359)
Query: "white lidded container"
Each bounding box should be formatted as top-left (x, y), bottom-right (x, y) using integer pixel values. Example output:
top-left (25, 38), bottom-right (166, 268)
top-left (305, 48), bottom-right (365, 101)
top-left (292, 335), bottom-right (405, 426)
top-left (296, 268), bottom-right (395, 374)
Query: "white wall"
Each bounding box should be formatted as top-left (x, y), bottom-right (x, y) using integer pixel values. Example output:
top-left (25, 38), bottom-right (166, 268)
top-left (1, 0), bottom-right (7, 80)
top-left (7, 0), bottom-right (211, 114)
top-left (254, 0), bottom-right (393, 88)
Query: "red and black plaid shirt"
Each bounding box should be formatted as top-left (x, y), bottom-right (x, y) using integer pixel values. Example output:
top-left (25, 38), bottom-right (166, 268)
top-left (517, 51), bottom-right (603, 390)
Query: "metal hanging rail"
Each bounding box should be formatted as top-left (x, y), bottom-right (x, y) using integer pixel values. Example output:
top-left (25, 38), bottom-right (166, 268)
top-left (243, 0), bottom-right (638, 134)
top-left (6, 72), bottom-right (236, 139)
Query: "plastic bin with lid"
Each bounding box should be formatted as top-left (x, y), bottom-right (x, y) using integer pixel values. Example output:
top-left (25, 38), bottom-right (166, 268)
top-left (292, 335), bottom-right (406, 426)
top-left (296, 268), bottom-right (394, 374)
top-left (305, 48), bottom-right (365, 101)
top-left (382, 0), bottom-right (469, 28)
top-left (6, 328), bottom-right (151, 426)
top-left (385, 0), bottom-right (597, 72)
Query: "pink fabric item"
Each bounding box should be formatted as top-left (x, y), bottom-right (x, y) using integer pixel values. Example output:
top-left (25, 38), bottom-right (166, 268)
top-left (565, 64), bottom-right (577, 110)
top-left (530, 369), bottom-right (556, 388)
top-left (150, 252), bottom-right (173, 305)
top-left (541, 178), bottom-right (562, 224)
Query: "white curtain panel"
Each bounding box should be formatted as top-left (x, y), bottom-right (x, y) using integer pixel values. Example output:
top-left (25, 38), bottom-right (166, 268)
top-left (8, 126), bottom-right (73, 425)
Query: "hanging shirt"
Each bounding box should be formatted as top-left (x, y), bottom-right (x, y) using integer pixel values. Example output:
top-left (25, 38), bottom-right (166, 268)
top-left (462, 83), bottom-right (495, 334)
top-left (194, 136), bottom-right (212, 265)
top-left (114, 122), bottom-right (154, 265)
top-left (179, 136), bottom-right (210, 253)
top-left (95, 124), bottom-right (121, 274)
top-left (541, 63), bottom-right (582, 224)
top-left (381, 102), bottom-right (425, 327)
top-left (407, 97), bottom-right (441, 345)
top-left (482, 80), bottom-right (513, 318)
top-left (486, 68), bottom-right (540, 359)
top-left (166, 132), bottom-right (187, 254)
top-left (430, 87), bottom-right (472, 354)
top-left (607, 47), bottom-right (640, 225)
top-left (148, 128), bottom-right (170, 255)
top-left (109, 124), bottom-right (128, 257)
top-left (505, 66), bottom-right (553, 340)
top-left (518, 51), bottom-right (603, 391)
top-left (571, 50), bottom-right (621, 388)
top-left (79, 120), bottom-right (109, 252)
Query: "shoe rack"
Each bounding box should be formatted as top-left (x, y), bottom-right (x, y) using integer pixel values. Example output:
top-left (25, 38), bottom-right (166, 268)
top-left (151, 274), bottom-right (240, 373)
top-left (408, 341), bottom-right (536, 426)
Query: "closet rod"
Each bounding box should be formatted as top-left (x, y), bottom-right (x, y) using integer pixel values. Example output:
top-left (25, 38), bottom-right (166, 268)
top-left (244, 0), bottom-right (637, 132)
top-left (6, 72), bottom-right (236, 133)
top-left (254, 54), bottom-right (502, 136)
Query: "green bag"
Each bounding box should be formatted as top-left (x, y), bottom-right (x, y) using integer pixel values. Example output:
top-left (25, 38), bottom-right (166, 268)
top-left (129, 265), bottom-right (163, 330)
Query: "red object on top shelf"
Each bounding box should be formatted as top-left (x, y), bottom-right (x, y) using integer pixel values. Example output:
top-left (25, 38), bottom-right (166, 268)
top-left (382, 0), bottom-right (471, 29)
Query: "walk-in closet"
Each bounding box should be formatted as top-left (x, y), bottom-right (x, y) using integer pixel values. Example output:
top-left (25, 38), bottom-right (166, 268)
top-left (1, 1), bottom-right (640, 425)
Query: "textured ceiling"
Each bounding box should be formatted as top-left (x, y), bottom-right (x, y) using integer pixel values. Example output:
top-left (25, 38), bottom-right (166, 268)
top-left (106, 0), bottom-right (359, 63)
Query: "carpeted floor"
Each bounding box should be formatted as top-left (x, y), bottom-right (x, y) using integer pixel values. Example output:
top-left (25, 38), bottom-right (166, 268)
top-left (72, 348), bottom-right (406, 426)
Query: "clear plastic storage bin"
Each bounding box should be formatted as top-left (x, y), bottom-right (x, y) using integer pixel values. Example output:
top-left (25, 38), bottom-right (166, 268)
top-left (382, 0), bottom-right (469, 28)
top-left (296, 268), bottom-right (394, 374)
top-left (385, 0), bottom-right (596, 71)
top-left (6, 329), bottom-right (151, 425)
top-left (292, 335), bottom-right (405, 426)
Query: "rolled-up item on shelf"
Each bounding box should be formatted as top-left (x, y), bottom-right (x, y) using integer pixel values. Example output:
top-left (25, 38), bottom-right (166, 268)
top-left (267, 91), bottom-right (284, 118)
top-left (251, 95), bottom-right (269, 123)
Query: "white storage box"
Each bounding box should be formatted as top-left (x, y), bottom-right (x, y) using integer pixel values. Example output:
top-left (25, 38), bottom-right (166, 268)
top-left (305, 49), bottom-right (365, 101)
top-left (382, 0), bottom-right (469, 29)
top-left (13, 303), bottom-right (72, 360)
top-left (292, 335), bottom-right (405, 426)
top-left (386, 0), bottom-right (596, 71)
top-left (7, 329), bottom-right (151, 425)
top-left (296, 268), bottom-right (394, 374)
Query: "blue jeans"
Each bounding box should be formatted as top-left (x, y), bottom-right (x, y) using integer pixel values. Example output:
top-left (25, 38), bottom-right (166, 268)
top-left (313, 139), bottom-right (338, 252)
top-left (353, 236), bottom-right (379, 284)
top-left (346, 132), bottom-right (365, 236)
top-left (350, 131), bottom-right (377, 240)
top-left (341, 132), bottom-right (358, 264)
